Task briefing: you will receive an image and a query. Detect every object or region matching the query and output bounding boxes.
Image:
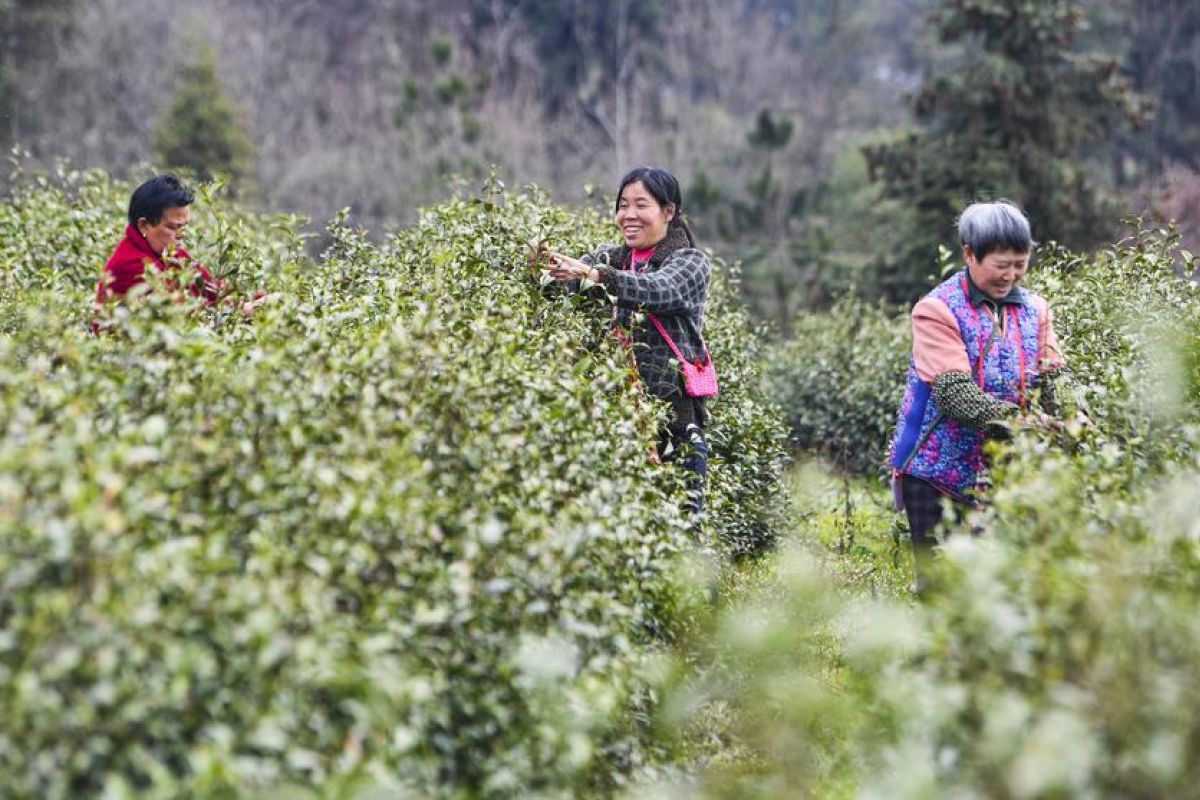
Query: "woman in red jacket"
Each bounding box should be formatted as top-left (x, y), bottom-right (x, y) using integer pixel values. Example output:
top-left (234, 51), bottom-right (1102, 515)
top-left (95, 174), bottom-right (223, 309)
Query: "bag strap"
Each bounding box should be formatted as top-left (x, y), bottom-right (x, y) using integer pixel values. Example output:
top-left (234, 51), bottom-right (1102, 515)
top-left (616, 253), bottom-right (712, 367)
top-left (646, 312), bottom-right (711, 367)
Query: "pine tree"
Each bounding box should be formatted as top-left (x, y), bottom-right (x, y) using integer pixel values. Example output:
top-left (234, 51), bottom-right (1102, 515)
top-left (863, 0), bottom-right (1148, 300)
top-left (153, 48), bottom-right (254, 184)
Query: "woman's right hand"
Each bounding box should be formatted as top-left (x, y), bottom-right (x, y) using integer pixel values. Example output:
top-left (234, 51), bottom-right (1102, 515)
top-left (547, 251), bottom-right (598, 283)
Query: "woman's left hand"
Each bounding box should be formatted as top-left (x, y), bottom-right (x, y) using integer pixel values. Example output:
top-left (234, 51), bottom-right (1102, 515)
top-left (1017, 410), bottom-right (1066, 433)
top-left (548, 251), bottom-right (598, 283)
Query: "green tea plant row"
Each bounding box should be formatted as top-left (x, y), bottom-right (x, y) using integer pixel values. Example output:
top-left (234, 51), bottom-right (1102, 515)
top-left (0, 168), bottom-right (789, 798)
top-left (659, 228), bottom-right (1200, 798)
top-left (766, 234), bottom-right (1200, 479)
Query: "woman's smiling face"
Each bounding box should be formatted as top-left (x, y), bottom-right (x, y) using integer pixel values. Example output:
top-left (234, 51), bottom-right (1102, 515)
top-left (966, 246), bottom-right (1029, 300)
top-left (616, 180), bottom-right (673, 250)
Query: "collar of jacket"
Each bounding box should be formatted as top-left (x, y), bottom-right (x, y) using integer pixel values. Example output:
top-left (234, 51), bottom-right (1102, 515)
top-left (615, 225), bottom-right (693, 270)
top-left (123, 224), bottom-right (166, 265)
top-left (964, 268), bottom-right (1024, 309)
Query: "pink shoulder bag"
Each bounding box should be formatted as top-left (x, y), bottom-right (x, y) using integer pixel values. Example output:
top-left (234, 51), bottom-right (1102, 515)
top-left (646, 313), bottom-right (718, 398)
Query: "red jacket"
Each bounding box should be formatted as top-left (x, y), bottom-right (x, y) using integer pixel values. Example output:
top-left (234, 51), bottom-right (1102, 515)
top-left (95, 224), bottom-right (223, 308)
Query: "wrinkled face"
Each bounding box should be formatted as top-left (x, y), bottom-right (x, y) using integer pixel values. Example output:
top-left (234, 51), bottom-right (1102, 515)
top-left (965, 246), bottom-right (1029, 301)
top-left (138, 205), bottom-right (190, 255)
top-left (616, 181), bottom-right (673, 250)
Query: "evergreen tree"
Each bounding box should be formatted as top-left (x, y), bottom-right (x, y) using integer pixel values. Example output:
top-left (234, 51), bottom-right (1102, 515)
top-left (863, 0), bottom-right (1148, 301)
top-left (153, 48), bottom-right (255, 184)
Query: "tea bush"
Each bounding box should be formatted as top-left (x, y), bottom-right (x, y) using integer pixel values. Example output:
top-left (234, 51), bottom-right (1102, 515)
top-left (762, 298), bottom-right (909, 475)
top-left (856, 228), bottom-right (1200, 798)
top-left (651, 227), bottom-right (1200, 798)
top-left (0, 169), bottom-right (788, 797)
top-left (767, 231), bottom-right (1199, 478)
top-left (0, 164), bottom-right (305, 299)
top-left (700, 265), bottom-right (792, 556)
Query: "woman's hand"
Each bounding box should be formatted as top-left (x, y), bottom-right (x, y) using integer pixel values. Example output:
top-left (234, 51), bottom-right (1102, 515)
top-left (1016, 410), bottom-right (1066, 433)
top-left (548, 251), bottom-right (599, 283)
top-left (240, 291), bottom-right (278, 317)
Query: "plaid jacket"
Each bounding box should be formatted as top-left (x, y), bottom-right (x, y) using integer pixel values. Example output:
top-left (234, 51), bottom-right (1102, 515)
top-left (582, 226), bottom-right (712, 400)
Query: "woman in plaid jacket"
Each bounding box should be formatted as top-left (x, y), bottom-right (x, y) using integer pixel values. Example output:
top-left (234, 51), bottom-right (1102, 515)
top-left (548, 166), bottom-right (713, 516)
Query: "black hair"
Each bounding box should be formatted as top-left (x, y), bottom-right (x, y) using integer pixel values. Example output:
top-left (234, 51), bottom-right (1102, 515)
top-left (127, 174), bottom-right (194, 227)
top-left (614, 165), bottom-right (696, 247)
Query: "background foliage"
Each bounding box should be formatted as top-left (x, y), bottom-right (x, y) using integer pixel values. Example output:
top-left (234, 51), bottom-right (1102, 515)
top-left (153, 46), bottom-right (256, 185)
top-left (863, 0), bottom-right (1151, 299)
top-left (2, 0), bottom-right (1196, 318)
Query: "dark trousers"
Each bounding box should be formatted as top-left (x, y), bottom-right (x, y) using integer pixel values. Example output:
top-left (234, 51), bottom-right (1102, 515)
top-left (901, 475), bottom-right (971, 590)
top-left (659, 396), bottom-right (708, 516)
top-left (901, 476), bottom-right (951, 547)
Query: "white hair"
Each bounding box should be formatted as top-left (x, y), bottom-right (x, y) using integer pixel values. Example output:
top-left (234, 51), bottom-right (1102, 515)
top-left (956, 201), bottom-right (1033, 257)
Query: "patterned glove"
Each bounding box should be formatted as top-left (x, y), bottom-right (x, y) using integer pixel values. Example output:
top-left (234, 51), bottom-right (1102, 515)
top-left (933, 370), bottom-right (1019, 440)
top-left (1037, 368), bottom-right (1065, 417)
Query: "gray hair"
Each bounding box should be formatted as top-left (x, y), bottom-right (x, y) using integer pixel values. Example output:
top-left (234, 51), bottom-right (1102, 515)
top-left (956, 201), bottom-right (1033, 258)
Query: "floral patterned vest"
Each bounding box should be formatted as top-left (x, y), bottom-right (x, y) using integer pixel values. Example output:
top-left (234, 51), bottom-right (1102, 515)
top-left (889, 271), bottom-right (1044, 502)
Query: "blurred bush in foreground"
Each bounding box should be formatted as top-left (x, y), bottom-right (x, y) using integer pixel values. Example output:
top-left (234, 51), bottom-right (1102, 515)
top-left (651, 226), bottom-right (1200, 798)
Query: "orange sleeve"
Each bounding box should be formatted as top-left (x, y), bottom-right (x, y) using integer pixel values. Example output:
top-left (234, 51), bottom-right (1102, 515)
top-left (1031, 295), bottom-right (1065, 371)
top-left (912, 297), bottom-right (970, 382)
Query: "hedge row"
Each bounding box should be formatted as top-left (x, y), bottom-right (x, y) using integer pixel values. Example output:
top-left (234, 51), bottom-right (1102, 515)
top-left (766, 232), bottom-right (1200, 478)
top-left (762, 297), bottom-right (909, 475)
top-left (668, 226), bottom-right (1200, 798)
top-left (0, 168), bottom-right (788, 798)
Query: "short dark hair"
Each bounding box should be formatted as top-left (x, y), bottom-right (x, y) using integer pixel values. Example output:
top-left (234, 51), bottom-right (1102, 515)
top-left (614, 165), bottom-right (696, 247)
top-left (127, 174), bottom-right (194, 227)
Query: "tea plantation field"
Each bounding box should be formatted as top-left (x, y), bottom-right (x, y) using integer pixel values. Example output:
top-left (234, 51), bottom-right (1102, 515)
top-left (658, 226), bottom-right (1200, 799)
top-left (4, 168), bottom-right (1200, 799)
top-left (1, 168), bottom-right (788, 798)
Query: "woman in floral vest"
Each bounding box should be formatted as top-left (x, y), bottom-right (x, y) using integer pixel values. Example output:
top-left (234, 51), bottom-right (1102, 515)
top-left (889, 201), bottom-right (1064, 569)
top-left (547, 166), bottom-right (714, 517)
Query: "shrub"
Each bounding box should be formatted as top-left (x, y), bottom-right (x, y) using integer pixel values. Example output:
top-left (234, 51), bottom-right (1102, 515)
top-left (701, 262), bottom-right (792, 556)
top-left (655, 225), bottom-right (1200, 798)
top-left (763, 296), bottom-right (909, 476)
top-left (0, 164), bottom-right (303, 304)
top-left (0, 169), bottom-right (789, 797)
top-left (768, 226), bottom-right (1200, 477)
